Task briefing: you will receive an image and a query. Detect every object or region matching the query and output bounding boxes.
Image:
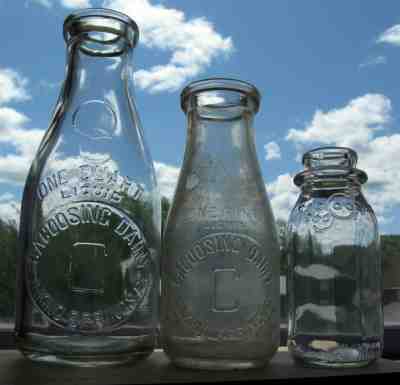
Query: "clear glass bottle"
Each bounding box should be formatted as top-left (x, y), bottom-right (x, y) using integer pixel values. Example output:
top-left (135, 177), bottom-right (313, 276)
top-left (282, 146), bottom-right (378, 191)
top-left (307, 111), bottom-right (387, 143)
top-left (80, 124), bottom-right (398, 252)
top-left (15, 8), bottom-right (160, 367)
top-left (161, 78), bottom-right (280, 370)
top-left (287, 146), bottom-right (383, 368)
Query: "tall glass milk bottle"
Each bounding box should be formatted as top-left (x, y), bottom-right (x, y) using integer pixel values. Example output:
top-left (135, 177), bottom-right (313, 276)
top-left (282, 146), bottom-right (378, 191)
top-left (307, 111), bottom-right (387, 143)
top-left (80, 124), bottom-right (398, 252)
top-left (15, 9), bottom-right (161, 367)
top-left (161, 78), bottom-right (280, 370)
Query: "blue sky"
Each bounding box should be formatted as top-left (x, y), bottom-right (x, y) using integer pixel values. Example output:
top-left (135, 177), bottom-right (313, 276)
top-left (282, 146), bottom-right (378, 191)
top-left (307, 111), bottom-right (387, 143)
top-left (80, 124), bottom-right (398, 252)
top-left (0, 0), bottom-right (400, 233)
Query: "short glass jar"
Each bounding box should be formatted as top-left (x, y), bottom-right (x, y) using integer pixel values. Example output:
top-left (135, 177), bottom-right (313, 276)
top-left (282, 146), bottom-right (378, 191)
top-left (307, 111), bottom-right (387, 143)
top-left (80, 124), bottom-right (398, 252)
top-left (286, 146), bottom-right (383, 368)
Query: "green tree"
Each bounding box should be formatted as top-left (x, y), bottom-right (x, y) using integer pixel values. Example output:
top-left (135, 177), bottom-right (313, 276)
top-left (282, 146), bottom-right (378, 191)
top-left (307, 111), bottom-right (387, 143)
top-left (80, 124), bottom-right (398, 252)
top-left (161, 196), bottom-right (171, 235)
top-left (276, 219), bottom-right (288, 275)
top-left (0, 219), bottom-right (18, 319)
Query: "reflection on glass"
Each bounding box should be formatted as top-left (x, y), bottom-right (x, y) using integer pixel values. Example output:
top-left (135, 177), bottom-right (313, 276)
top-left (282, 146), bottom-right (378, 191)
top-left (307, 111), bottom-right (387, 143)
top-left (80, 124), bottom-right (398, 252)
top-left (287, 147), bottom-right (383, 368)
top-left (15, 9), bottom-right (160, 367)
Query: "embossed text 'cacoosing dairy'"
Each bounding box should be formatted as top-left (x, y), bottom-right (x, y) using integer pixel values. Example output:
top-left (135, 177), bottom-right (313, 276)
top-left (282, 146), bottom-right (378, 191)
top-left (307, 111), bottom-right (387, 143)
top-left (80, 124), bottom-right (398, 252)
top-left (15, 9), bottom-right (161, 367)
top-left (161, 78), bottom-right (280, 370)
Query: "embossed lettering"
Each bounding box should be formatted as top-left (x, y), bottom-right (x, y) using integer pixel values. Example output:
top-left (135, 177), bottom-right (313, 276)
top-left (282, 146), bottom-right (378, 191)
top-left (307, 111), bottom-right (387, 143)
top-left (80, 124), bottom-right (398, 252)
top-left (169, 233), bottom-right (273, 340)
top-left (36, 164), bottom-right (142, 204)
top-left (55, 212), bottom-right (69, 231)
top-left (66, 206), bottom-right (81, 225)
top-left (27, 201), bottom-right (152, 332)
top-left (213, 268), bottom-right (240, 312)
top-left (37, 169), bottom-right (69, 200)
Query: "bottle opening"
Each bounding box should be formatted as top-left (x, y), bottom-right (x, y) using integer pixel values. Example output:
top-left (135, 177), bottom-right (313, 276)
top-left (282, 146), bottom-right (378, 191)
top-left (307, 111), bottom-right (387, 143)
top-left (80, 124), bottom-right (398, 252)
top-left (181, 78), bottom-right (261, 118)
top-left (303, 146), bottom-right (358, 170)
top-left (63, 8), bottom-right (139, 56)
top-left (294, 146), bottom-right (367, 187)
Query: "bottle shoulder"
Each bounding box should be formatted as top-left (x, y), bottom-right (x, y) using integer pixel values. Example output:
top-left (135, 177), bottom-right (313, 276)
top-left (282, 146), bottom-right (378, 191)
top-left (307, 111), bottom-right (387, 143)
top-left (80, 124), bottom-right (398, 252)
top-left (287, 190), bottom-right (379, 245)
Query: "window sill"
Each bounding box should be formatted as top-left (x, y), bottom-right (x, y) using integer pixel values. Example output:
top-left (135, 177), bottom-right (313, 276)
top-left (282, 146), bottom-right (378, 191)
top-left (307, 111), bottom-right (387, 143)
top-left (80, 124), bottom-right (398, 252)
top-left (1, 348), bottom-right (400, 385)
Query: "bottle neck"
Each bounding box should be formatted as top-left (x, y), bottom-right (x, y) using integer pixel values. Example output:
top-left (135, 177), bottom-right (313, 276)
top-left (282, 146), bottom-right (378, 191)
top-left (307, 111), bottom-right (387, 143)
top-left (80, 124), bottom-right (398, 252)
top-left (65, 38), bottom-right (133, 100)
top-left (298, 171), bottom-right (363, 197)
top-left (186, 106), bottom-right (256, 161)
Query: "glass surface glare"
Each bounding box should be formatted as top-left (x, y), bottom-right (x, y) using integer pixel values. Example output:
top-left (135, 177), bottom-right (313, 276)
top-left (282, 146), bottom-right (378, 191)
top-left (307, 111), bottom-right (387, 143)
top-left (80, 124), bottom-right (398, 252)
top-left (14, 8), bottom-right (160, 367)
top-left (287, 146), bottom-right (383, 368)
top-left (161, 78), bottom-right (280, 370)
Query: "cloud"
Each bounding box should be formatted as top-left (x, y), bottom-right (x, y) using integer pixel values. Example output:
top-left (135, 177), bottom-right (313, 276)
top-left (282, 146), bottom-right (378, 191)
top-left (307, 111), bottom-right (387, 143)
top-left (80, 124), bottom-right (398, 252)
top-left (266, 173), bottom-right (298, 221)
top-left (0, 68), bottom-right (30, 106)
top-left (0, 109), bottom-right (44, 185)
top-left (354, 134), bottom-right (400, 219)
top-left (286, 94), bottom-right (391, 148)
top-left (154, 161), bottom-right (180, 200)
top-left (279, 93), bottom-right (400, 224)
top-left (264, 141), bottom-right (281, 160)
top-left (0, 193), bottom-right (20, 227)
top-left (359, 55), bottom-right (387, 69)
top-left (378, 24), bottom-right (400, 46)
top-left (60, 0), bottom-right (92, 7)
top-left (103, 0), bottom-right (233, 93)
top-left (27, 0), bottom-right (92, 7)
top-left (0, 68), bottom-right (44, 186)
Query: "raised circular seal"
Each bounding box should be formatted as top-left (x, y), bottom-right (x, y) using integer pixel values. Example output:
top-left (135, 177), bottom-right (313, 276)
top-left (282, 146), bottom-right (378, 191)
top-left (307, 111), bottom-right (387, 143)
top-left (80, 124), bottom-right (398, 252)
top-left (165, 233), bottom-right (275, 340)
top-left (26, 201), bottom-right (153, 333)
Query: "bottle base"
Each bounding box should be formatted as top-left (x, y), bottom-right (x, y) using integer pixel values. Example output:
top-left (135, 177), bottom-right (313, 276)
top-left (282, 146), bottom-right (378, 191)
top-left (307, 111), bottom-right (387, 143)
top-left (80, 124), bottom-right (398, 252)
top-left (170, 356), bottom-right (270, 371)
top-left (16, 332), bottom-right (155, 367)
top-left (291, 354), bottom-right (377, 369)
top-left (19, 349), bottom-right (152, 367)
top-left (288, 336), bottom-right (381, 369)
top-left (162, 333), bottom-right (279, 371)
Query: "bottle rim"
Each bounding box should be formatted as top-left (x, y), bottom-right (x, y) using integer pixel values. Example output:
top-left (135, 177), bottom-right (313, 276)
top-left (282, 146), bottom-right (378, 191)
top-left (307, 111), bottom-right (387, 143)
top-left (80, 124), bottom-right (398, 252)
top-left (302, 146), bottom-right (358, 168)
top-left (294, 146), bottom-right (367, 187)
top-left (63, 8), bottom-right (139, 48)
top-left (293, 167), bottom-right (368, 187)
top-left (180, 77), bottom-right (261, 113)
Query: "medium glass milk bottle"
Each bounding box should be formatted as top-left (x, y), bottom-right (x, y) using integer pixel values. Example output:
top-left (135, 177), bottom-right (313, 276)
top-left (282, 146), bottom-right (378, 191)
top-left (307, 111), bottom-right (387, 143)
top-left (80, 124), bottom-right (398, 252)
top-left (161, 78), bottom-right (280, 370)
top-left (15, 9), bottom-right (160, 366)
top-left (287, 147), bottom-right (383, 368)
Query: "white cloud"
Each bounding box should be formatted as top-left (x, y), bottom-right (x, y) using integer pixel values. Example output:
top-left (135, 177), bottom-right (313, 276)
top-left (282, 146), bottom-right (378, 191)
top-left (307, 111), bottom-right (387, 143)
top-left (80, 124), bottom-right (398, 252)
top-left (282, 93), bottom-right (400, 224)
top-left (154, 161), bottom-right (180, 200)
top-left (359, 55), bottom-right (387, 69)
top-left (0, 108), bottom-right (44, 184)
top-left (0, 193), bottom-right (20, 227)
top-left (286, 94), bottom-right (391, 148)
top-left (61, 0), bottom-right (92, 7)
top-left (31, 0), bottom-right (93, 8)
top-left (0, 193), bottom-right (14, 202)
top-left (355, 135), bottom-right (400, 220)
top-left (264, 141), bottom-right (281, 160)
top-left (378, 24), bottom-right (400, 46)
top-left (0, 68), bottom-right (44, 186)
top-left (103, 0), bottom-right (233, 93)
top-left (0, 68), bottom-right (30, 106)
top-left (266, 173), bottom-right (298, 222)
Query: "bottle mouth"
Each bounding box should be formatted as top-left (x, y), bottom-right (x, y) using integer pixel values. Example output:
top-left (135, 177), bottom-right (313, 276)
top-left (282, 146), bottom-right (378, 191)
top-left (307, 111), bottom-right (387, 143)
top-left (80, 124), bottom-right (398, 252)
top-left (294, 146), bottom-right (367, 187)
top-left (302, 146), bottom-right (358, 169)
top-left (63, 8), bottom-right (139, 56)
top-left (181, 78), bottom-right (261, 115)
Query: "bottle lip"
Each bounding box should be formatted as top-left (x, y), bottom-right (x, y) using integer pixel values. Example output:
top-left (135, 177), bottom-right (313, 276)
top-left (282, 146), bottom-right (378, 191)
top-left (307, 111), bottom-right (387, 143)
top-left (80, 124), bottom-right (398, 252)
top-left (302, 146), bottom-right (358, 168)
top-left (63, 8), bottom-right (139, 48)
top-left (293, 167), bottom-right (368, 187)
top-left (180, 77), bottom-right (261, 113)
top-left (294, 146), bottom-right (367, 187)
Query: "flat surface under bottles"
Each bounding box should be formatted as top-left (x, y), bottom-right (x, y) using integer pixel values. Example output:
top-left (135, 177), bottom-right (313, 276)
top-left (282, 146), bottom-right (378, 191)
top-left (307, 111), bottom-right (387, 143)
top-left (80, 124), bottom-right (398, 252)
top-left (1, 348), bottom-right (400, 384)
